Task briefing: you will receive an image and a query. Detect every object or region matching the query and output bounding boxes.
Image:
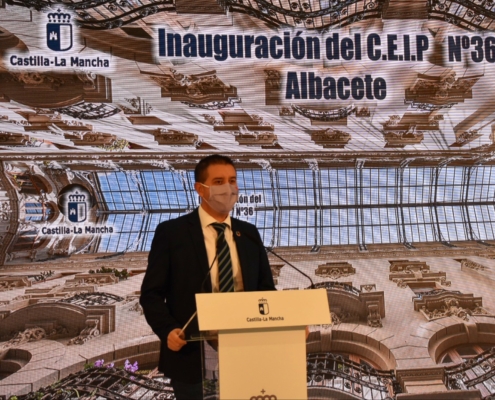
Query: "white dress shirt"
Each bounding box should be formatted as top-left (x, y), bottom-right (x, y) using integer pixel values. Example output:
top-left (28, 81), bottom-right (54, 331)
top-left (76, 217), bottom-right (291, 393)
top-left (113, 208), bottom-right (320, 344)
top-left (198, 205), bottom-right (244, 292)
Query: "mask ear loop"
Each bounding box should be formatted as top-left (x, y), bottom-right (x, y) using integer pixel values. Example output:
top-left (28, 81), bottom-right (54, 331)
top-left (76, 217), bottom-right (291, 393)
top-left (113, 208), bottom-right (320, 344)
top-left (197, 183), bottom-right (209, 203)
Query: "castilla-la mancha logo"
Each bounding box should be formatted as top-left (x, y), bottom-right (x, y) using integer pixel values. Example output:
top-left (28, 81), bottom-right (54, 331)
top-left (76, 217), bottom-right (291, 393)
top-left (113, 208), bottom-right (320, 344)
top-left (67, 192), bottom-right (87, 223)
top-left (46, 9), bottom-right (73, 51)
top-left (258, 298), bottom-right (269, 315)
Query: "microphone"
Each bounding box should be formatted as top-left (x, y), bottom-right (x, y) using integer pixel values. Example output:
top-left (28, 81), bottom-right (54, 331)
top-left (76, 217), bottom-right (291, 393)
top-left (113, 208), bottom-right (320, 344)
top-left (239, 230), bottom-right (315, 289)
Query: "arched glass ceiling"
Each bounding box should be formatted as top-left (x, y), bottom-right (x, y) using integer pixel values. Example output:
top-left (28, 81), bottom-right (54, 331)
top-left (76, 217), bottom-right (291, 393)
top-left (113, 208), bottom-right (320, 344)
top-left (95, 165), bottom-right (495, 253)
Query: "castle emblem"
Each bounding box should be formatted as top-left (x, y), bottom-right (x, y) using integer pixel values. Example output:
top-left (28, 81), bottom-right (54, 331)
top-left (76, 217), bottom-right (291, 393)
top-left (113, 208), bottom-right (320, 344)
top-left (46, 9), bottom-right (73, 51)
top-left (67, 192), bottom-right (87, 223)
top-left (258, 298), bottom-right (269, 315)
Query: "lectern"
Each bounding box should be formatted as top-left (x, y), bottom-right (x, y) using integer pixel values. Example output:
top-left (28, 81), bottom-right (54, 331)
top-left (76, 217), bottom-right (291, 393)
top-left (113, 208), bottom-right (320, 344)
top-left (196, 289), bottom-right (331, 400)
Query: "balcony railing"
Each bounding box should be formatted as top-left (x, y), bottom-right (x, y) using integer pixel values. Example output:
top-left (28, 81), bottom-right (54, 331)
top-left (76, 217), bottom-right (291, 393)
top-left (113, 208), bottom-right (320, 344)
top-left (7, 367), bottom-right (175, 400)
top-left (314, 281), bottom-right (362, 296)
top-left (307, 352), bottom-right (401, 399)
top-left (444, 346), bottom-right (495, 398)
top-left (428, 0), bottom-right (495, 31)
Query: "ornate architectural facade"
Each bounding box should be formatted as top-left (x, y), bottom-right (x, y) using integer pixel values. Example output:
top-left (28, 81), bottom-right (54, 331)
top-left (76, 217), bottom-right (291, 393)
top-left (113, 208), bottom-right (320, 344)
top-left (2, 0), bottom-right (495, 398)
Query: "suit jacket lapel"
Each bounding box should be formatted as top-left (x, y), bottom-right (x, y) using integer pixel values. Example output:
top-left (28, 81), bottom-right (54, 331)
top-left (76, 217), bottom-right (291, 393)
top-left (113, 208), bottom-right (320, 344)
top-left (187, 208), bottom-right (212, 293)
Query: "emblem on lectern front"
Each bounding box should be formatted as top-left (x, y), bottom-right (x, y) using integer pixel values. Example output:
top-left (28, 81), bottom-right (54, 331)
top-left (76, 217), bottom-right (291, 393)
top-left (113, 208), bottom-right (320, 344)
top-left (258, 298), bottom-right (269, 315)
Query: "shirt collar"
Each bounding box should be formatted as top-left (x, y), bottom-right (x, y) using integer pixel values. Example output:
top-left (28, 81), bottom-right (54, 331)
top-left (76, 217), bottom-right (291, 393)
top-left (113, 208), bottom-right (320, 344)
top-left (198, 205), bottom-right (232, 230)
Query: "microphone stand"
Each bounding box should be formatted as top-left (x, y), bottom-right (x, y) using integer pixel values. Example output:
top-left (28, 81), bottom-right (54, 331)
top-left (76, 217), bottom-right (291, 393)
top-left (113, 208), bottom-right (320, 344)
top-left (239, 228), bottom-right (316, 289)
top-left (265, 247), bottom-right (316, 289)
top-left (180, 252), bottom-right (219, 337)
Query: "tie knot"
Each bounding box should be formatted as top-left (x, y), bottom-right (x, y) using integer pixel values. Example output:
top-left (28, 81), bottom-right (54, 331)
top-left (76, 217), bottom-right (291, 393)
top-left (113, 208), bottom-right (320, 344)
top-left (211, 222), bottom-right (228, 234)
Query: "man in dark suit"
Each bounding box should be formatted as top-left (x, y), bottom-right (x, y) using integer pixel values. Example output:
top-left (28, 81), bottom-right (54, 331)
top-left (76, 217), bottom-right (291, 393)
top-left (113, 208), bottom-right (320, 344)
top-left (140, 155), bottom-right (275, 399)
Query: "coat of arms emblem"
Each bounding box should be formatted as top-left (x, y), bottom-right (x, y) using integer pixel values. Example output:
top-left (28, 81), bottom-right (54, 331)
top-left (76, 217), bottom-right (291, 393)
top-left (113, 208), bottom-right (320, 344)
top-left (67, 192), bottom-right (87, 223)
top-left (258, 298), bottom-right (269, 315)
top-left (46, 10), bottom-right (73, 51)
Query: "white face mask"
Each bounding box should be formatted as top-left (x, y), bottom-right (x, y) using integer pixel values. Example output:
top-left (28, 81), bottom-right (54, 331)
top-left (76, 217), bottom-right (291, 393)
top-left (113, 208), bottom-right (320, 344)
top-left (200, 183), bottom-right (238, 215)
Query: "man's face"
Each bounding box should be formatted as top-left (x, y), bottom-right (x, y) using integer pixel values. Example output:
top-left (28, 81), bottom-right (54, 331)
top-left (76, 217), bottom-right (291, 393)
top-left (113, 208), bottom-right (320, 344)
top-left (195, 162), bottom-right (237, 202)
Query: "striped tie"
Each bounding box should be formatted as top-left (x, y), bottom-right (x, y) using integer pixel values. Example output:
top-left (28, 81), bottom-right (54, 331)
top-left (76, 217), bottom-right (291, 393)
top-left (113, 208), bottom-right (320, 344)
top-left (211, 223), bottom-right (234, 292)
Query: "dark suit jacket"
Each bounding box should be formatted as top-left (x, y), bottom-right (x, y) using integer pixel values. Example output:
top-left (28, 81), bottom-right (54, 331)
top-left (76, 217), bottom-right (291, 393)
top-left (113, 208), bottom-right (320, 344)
top-left (140, 208), bottom-right (275, 383)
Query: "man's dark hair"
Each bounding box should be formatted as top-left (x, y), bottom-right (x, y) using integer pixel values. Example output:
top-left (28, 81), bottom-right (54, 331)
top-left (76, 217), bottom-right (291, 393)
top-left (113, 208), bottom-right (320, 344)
top-left (195, 155), bottom-right (235, 183)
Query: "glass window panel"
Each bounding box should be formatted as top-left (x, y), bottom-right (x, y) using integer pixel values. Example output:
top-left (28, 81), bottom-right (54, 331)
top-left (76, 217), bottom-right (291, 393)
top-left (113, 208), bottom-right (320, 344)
top-left (389, 226), bottom-right (400, 242)
top-left (363, 209), bottom-right (372, 225)
top-left (485, 221), bottom-right (495, 239)
top-left (362, 169), bottom-right (371, 186)
top-left (409, 207), bottom-right (421, 224)
top-left (279, 190), bottom-right (290, 206)
top-left (363, 226), bottom-right (372, 241)
top-left (404, 224), bottom-right (413, 241)
top-left (480, 184), bottom-right (491, 201)
top-left (337, 188), bottom-right (347, 205)
top-left (403, 185), bottom-right (411, 203)
top-left (328, 226), bottom-right (340, 244)
top-left (437, 169), bottom-right (446, 185)
top-left (422, 185), bottom-right (431, 203)
top-left (371, 169), bottom-right (382, 186)
top-left (346, 188), bottom-right (356, 205)
top-left (280, 210), bottom-right (290, 226)
top-left (362, 188), bottom-right (371, 205)
top-left (481, 205), bottom-right (493, 220)
top-left (388, 209), bottom-right (398, 225)
top-left (403, 208), bottom-right (412, 224)
top-left (329, 209), bottom-right (339, 225)
top-left (455, 223), bottom-right (467, 240)
top-left (320, 188), bottom-right (330, 204)
top-left (337, 209), bottom-right (348, 226)
top-left (437, 207), bottom-right (446, 223)
top-left (298, 189), bottom-right (312, 205)
top-left (372, 226), bottom-right (382, 243)
top-left (262, 190), bottom-right (274, 205)
top-left (379, 208), bottom-right (389, 224)
top-left (348, 209), bottom-right (357, 225)
top-left (436, 185), bottom-right (445, 202)
top-left (370, 188), bottom-right (380, 205)
top-left (328, 189), bottom-right (339, 206)
top-left (345, 169), bottom-right (356, 185)
top-left (378, 189), bottom-right (388, 204)
top-left (451, 185), bottom-right (462, 202)
top-left (307, 211), bottom-right (316, 228)
top-left (335, 171), bottom-right (345, 189)
top-left (482, 222), bottom-right (492, 240)
top-left (473, 223), bottom-right (487, 240)
top-left (94, 165), bottom-right (495, 253)
top-left (340, 227), bottom-right (350, 244)
top-left (443, 186), bottom-right (454, 201)
top-left (348, 227), bottom-right (358, 244)
top-left (439, 223), bottom-right (451, 241)
top-left (402, 169), bottom-right (411, 186)
top-left (418, 224), bottom-right (428, 242)
top-left (386, 187), bottom-right (395, 203)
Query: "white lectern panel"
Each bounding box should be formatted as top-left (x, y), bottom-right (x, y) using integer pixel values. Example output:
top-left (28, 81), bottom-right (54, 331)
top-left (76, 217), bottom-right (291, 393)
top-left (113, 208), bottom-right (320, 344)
top-left (196, 288), bottom-right (330, 330)
top-left (195, 289), bottom-right (331, 400)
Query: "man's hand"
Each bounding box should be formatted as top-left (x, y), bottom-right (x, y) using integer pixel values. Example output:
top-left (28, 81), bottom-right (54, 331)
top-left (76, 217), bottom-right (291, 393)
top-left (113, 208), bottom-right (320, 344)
top-left (167, 328), bottom-right (187, 351)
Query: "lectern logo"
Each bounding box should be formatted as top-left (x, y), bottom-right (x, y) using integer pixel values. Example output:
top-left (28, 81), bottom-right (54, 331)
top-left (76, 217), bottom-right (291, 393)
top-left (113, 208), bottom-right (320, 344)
top-left (46, 9), bottom-right (73, 51)
top-left (258, 298), bottom-right (269, 315)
